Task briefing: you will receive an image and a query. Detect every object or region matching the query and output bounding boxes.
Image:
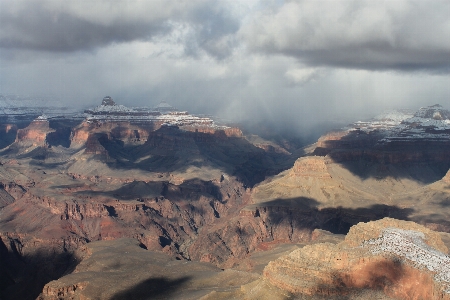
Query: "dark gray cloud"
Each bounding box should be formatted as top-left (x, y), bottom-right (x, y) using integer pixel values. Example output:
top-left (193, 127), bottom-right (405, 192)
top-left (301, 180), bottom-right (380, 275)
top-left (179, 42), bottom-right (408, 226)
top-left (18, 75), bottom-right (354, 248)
top-left (0, 0), bottom-right (240, 58)
top-left (1, 0), bottom-right (449, 141)
top-left (241, 0), bottom-right (450, 71)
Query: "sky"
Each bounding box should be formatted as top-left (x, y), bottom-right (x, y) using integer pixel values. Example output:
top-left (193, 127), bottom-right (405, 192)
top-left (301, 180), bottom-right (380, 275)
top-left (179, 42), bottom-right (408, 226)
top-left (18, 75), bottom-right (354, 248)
top-left (1, 0), bottom-right (450, 135)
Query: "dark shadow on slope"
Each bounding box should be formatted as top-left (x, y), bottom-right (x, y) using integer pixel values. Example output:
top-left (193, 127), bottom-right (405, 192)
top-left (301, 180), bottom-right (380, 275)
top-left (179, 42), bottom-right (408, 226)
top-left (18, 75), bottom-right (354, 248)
top-left (46, 127), bottom-right (72, 148)
top-left (46, 116), bottom-right (82, 148)
top-left (110, 276), bottom-right (190, 300)
top-left (74, 178), bottom-right (223, 203)
top-left (16, 146), bottom-right (48, 160)
top-left (439, 198), bottom-right (450, 207)
top-left (0, 124), bottom-right (17, 149)
top-left (94, 126), bottom-right (298, 187)
top-left (0, 185), bottom-right (15, 209)
top-left (313, 129), bottom-right (450, 183)
top-left (257, 197), bottom-right (413, 235)
top-left (0, 236), bottom-right (80, 300)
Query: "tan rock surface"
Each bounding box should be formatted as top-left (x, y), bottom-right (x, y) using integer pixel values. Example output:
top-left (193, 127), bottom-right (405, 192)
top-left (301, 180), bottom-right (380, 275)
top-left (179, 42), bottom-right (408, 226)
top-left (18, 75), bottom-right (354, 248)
top-left (15, 119), bottom-right (54, 147)
top-left (263, 218), bottom-right (450, 299)
top-left (38, 238), bottom-right (259, 300)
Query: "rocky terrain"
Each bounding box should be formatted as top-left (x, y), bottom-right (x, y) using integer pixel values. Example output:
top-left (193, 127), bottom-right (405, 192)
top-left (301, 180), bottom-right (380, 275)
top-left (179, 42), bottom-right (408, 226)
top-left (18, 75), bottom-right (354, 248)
top-left (1, 102), bottom-right (450, 299)
top-left (0, 97), bottom-right (302, 299)
top-left (37, 238), bottom-right (260, 300)
top-left (263, 218), bottom-right (450, 299)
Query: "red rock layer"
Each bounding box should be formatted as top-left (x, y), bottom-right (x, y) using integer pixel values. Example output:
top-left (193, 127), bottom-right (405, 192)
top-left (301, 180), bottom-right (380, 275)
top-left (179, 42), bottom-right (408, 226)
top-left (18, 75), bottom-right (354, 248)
top-left (70, 120), bottom-right (152, 147)
top-left (15, 120), bottom-right (54, 147)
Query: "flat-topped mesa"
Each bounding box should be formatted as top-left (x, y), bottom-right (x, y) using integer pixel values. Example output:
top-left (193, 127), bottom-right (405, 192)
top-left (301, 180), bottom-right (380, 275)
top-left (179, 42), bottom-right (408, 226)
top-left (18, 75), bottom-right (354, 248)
top-left (77, 97), bottom-right (243, 145)
top-left (290, 156), bottom-right (331, 178)
top-left (412, 104), bottom-right (450, 120)
top-left (385, 104), bottom-right (450, 139)
top-left (312, 105), bottom-right (450, 168)
top-left (15, 116), bottom-right (54, 147)
top-left (263, 218), bottom-right (450, 299)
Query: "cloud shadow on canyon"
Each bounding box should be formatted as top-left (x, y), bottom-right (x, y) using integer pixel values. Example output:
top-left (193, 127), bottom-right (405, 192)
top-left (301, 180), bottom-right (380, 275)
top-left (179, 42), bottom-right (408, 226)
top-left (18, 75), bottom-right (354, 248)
top-left (73, 178), bottom-right (224, 204)
top-left (257, 197), bottom-right (414, 235)
top-left (313, 130), bottom-right (450, 184)
top-left (94, 126), bottom-right (300, 187)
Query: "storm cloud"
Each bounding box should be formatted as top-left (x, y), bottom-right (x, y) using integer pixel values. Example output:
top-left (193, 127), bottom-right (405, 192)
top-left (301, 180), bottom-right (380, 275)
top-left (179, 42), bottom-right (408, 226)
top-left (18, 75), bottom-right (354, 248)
top-left (0, 0), bottom-right (239, 58)
top-left (0, 0), bottom-right (449, 138)
top-left (241, 0), bottom-right (450, 71)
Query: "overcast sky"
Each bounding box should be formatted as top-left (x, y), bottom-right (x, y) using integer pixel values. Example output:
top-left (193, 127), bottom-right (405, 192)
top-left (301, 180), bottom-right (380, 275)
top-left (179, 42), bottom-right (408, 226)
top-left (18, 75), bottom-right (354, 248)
top-left (1, 0), bottom-right (449, 134)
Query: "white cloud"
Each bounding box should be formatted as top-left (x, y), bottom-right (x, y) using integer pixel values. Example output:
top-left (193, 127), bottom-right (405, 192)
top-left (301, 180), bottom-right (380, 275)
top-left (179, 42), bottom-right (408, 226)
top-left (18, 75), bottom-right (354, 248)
top-left (285, 67), bottom-right (325, 85)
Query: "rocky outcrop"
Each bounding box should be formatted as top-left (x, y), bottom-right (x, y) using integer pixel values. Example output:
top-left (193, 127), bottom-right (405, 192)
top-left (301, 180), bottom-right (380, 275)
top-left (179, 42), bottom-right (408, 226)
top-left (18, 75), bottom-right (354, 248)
top-left (313, 105), bottom-right (450, 170)
top-left (264, 218), bottom-right (450, 299)
top-left (0, 173), bottom-right (252, 262)
top-left (15, 119), bottom-right (54, 147)
top-left (290, 156), bottom-right (331, 178)
top-left (70, 120), bottom-right (152, 147)
top-left (84, 133), bottom-right (110, 159)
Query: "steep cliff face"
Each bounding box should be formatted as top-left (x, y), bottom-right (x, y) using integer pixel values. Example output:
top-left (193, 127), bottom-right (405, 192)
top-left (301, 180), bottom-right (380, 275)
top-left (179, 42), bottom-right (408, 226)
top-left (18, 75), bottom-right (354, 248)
top-left (291, 156), bottom-right (331, 178)
top-left (264, 218), bottom-right (450, 299)
top-left (15, 119), bottom-right (54, 147)
top-left (314, 105), bottom-right (450, 174)
top-left (70, 120), bottom-right (152, 147)
top-left (181, 125), bottom-right (243, 137)
top-left (84, 133), bottom-right (111, 159)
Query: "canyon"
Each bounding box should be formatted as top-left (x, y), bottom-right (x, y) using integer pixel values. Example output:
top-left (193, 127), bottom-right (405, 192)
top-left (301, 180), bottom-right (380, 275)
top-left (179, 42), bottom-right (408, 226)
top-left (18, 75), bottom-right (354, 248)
top-left (1, 100), bottom-right (450, 299)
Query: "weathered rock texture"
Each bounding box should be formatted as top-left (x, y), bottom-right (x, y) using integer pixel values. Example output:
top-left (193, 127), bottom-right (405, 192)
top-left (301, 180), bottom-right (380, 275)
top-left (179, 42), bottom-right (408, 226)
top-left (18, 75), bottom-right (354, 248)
top-left (70, 120), bottom-right (153, 147)
top-left (15, 119), bottom-right (54, 147)
top-left (37, 238), bottom-right (259, 300)
top-left (264, 218), bottom-right (450, 299)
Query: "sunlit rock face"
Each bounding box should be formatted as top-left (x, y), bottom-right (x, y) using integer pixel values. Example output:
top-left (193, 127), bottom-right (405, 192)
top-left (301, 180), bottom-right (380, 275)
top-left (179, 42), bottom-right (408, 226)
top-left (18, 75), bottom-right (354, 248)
top-left (15, 117), bottom-right (54, 147)
top-left (264, 218), bottom-right (450, 299)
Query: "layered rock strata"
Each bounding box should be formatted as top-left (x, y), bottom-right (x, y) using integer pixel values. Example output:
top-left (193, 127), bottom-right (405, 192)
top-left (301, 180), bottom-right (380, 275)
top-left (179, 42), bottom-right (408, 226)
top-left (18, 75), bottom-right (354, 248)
top-left (15, 118), bottom-right (54, 147)
top-left (264, 218), bottom-right (450, 299)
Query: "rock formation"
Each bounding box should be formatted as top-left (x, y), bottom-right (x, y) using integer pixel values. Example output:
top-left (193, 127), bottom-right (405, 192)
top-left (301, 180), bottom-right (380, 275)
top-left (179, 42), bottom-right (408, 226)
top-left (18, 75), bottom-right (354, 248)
top-left (101, 96), bottom-right (115, 106)
top-left (15, 117), bottom-right (54, 147)
top-left (37, 238), bottom-right (259, 300)
top-left (264, 218), bottom-right (450, 299)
